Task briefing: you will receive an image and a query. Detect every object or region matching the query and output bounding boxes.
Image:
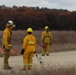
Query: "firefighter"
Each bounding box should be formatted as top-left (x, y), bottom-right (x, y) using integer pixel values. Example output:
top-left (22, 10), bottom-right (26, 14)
top-left (41, 26), bottom-right (52, 56)
top-left (21, 28), bottom-right (36, 71)
top-left (2, 20), bottom-right (15, 70)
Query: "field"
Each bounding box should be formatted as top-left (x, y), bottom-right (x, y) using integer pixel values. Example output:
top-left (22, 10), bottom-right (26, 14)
top-left (0, 30), bottom-right (76, 75)
top-left (0, 51), bottom-right (76, 75)
top-left (0, 30), bottom-right (76, 55)
top-left (10, 30), bottom-right (76, 52)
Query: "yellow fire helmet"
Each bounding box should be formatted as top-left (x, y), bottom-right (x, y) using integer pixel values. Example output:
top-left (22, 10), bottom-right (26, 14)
top-left (27, 28), bottom-right (33, 32)
top-left (45, 26), bottom-right (49, 29)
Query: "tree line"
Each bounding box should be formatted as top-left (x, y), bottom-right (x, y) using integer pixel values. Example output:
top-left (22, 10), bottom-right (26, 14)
top-left (0, 5), bottom-right (76, 30)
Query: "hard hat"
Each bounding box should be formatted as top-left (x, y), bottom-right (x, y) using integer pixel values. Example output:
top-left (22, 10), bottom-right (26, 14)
top-left (7, 20), bottom-right (16, 27)
top-left (27, 28), bottom-right (33, 32)
top-left (8, 20), bottom-right (13, 25)
top-left (45, 26), bottom-right (49, 29)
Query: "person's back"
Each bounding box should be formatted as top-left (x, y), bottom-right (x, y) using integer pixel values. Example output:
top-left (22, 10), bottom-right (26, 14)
top-left (21, 27), bottom-right (36, 71)
top-left (23, 34), bottom-right (36, 53)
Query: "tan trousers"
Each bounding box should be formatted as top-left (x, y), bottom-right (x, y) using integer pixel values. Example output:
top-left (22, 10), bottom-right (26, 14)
top-left (23, 52), bottom-right (34, 69)
top-left (3, 48), bottom-right (10, 68)
top-left (42, 44), bottom-right (50, 55)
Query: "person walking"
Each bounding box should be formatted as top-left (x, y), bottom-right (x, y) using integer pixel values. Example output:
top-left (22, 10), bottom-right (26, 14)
top-left (41, 26), bottom-right (52, 56)
top-left (21, 27), bottom-right (36, 71)
top-left (2, 20), bottom-right (15, 70)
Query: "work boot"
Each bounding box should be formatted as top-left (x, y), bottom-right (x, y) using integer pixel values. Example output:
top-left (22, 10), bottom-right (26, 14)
top-left (20, 67), bottom-right (26, 71)
top-left (28, 67), bottom-right (31, 70)
top-left (46, 53), bottom-right (49, 56)
top-left (4, 66), bottom-right (12, 70)
top-left (28, 66), bottom-right (32, 70)
top-left (42, 54), bottom-right (45, 56)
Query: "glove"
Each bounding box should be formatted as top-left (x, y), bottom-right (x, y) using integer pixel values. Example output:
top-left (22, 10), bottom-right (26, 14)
top-left (13, 25), bottom-right (16, 27)
top-left (34, 51), bottom-right (36, 54)
top-left (5, 48), bottom-right (10, 51)
top-left (21, 49), bottom-right (25, 54)
top-left (40, 43), bottom-right (45, 48)
top-left (8, 44), bottom-right (12, 49)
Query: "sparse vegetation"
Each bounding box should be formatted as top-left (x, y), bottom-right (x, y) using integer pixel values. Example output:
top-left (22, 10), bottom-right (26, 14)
top-left (0, 30), bottom-right (76, 74)
top-left (0, 65), bottom-right (76, 75)
top-left (0, 30), bottom-right (76, 55)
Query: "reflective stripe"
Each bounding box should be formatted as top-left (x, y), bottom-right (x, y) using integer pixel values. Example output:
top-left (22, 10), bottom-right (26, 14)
top-left (42, 52), bottom-right (45, 54)
top-left (44, 34), bottom-right (50, 37)
top-left (44, 32), bottom-right (50, 37)
top-left (44, 35), bottom-right (50, 37)
top-left (8, 44), bottom-right (12, 47)
top-left (28, 41), bottom-right (35, 45)
top-left (24, 64), bottom-right (28, 66)
top-left (28, 64), bottom-right (32, 66)
top-left (24, 64), bottom-right (32, 66)
top-left (46, 52), bottom-right (49, 54)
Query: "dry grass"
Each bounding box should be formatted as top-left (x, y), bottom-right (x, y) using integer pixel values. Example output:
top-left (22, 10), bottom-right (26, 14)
top-left (0, 31), bottom-right (76, 75)
top-left (0, 30), bottom-right (76, 55)
top-left (0, 65), bottom-right (76, 75)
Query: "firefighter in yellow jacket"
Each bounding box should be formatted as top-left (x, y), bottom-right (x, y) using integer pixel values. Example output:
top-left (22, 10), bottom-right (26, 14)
top-left (41, 26), bottom-right (52, 56)
top-left (2, 20), bottom-right (15, 70)
top-left (21, 28), bottom-right (36, 71)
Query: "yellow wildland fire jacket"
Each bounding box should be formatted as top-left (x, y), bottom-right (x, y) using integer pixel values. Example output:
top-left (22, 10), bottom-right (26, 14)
top-left (2, 28), bottom-right (12, 49)
top-left (22, 34), bottom-right (36, 52)
top-left (41, 31), bottom-right (52, 44)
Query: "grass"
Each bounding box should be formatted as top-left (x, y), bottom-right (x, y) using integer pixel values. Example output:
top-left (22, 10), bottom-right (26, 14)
top-left (0, 65), bottom-right (76, 75)
top-left (0, 30), bottom-right (76, 74)
top-left (0, 30), bottom-right (76, 55)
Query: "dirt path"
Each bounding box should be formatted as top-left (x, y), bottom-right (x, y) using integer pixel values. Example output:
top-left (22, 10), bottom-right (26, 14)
top-left (0, 51), bottom-right (76, 70)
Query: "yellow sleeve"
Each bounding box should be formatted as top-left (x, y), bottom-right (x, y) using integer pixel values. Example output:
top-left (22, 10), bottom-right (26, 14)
top-left (4, 32), bottom-right (9, 49)
top-left (22, 36), bottom-right (28, 50)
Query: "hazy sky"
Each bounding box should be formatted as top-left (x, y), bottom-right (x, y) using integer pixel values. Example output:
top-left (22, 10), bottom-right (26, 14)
top-left (0, 0), bottom-right (76, 11)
